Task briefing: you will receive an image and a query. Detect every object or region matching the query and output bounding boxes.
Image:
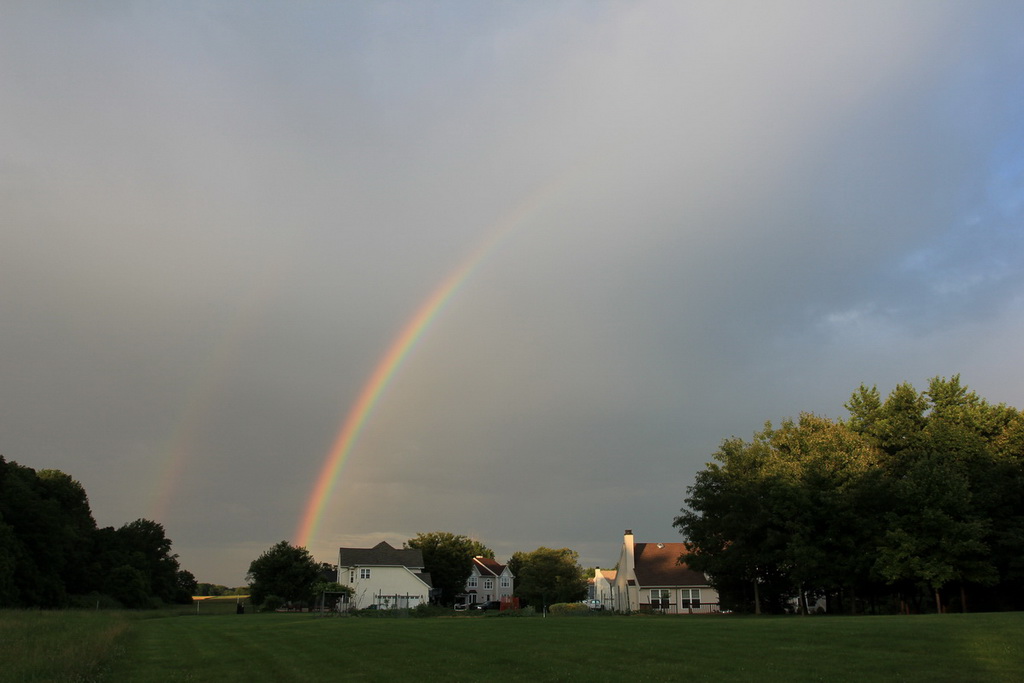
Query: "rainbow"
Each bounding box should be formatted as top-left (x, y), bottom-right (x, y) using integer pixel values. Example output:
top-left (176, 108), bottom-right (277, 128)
top-left (294, 180), bottom-right (566, 549)
top-left (149, 258), bottom-right (293, 525)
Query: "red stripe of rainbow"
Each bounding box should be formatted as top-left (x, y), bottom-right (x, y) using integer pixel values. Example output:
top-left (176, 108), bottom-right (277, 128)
top-left (293, 180), bottom-right (565, 548)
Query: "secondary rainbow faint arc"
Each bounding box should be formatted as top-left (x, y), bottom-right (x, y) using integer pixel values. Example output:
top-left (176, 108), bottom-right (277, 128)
top-left (294, 181), bottom-right (564, 549)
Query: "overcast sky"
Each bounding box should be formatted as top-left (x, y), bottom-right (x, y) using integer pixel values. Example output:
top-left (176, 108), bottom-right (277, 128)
top-left (4, 1), bottom-right (1024, 586)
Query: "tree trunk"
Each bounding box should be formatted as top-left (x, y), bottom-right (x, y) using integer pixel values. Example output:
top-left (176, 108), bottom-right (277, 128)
top-left (934, 588), bottom-right (942, 614)
top-left (960, 584), bottom-right (968, 613)
top-left (754, 580), bottom-right (761, 615)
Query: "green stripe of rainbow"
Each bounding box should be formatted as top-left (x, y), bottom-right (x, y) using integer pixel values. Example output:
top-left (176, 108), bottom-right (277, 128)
top-left (293, 179), bottom-right (565, 549)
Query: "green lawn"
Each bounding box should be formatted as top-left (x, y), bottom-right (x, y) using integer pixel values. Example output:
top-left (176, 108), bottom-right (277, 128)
top-left (1, 609), bottom-right (134, 682)
top-left (7, 610), bottom-right (1024, 682)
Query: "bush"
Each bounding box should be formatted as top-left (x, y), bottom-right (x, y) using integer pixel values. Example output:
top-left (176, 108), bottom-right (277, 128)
top-left (548, 602), bottom-right (591, 616)
top-left (353, 606), bottom-right (411, 618)
top-left (411, 603), bottom-right (450, 618)
top-left (260, 595), bottom-right (285, 612)
top-left (492, 607), bottom-right (534, 617)
top-left (68, 592), bottom-right (125, 610)
top-left (104, 566), bottom-right (150, 609)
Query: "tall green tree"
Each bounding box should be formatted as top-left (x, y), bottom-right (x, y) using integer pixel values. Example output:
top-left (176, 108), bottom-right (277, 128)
top-left (0, 456), bottom-right (197, 608)
top-left (36, 469), bottom-right (97, 596)
top-left (874, 452), bottom-right (995, 612)
top-left (674, 433), bottom-right (792, 613)
top-left (990, 411), bottom-right (1024, 600)
top-left (119, 519), bottom-right (184, 603)
top-left (91, 518), bottom-right (189, 606)
top-left (0, 457), bottom-right (70, 606)
top-left (246, 541), bottom-right (321, 607)
top-left (0, 518), bottom-right (19, 606)
top-left (0, 458), bottom-right (107, 606)
top-left (508, 547), bottom-right (587, 608)
top-left (678, 376), bottom-right (1024, 614)
top-left (405, 532), bottom-right (493, 605)
top-left (177, 570), bottom-right (198, 599)
top-left (676, 415), bottom-right (879, 613)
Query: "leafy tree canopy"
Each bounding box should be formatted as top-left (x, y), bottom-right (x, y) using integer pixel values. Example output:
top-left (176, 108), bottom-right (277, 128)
top-left (0, 456), bottom-right (193, 608)
top-left (405, 531), bottom-right (494, 605)
top-left (509, 547), bottom-right (588, 607)
top-left (676, 376), bottom-right (1023, 614)
top-left (246, 541), bottom-right (321, 607)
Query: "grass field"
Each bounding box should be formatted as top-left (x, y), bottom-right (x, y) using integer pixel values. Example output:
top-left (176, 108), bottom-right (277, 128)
top-left (6, 608), bottom-right (1024, 682)
top-left (1, 609), bottom-right (134, 682)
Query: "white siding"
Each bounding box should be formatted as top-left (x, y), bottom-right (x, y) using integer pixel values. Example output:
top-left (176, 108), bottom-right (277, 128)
top-left (338, 565), bottom-right (430, 609)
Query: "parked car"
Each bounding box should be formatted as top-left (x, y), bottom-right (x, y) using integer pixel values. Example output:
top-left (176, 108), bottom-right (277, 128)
top-left (473, 600), bottom-right (501, 611)
top-left (581, 599), bottom-right (604, 610)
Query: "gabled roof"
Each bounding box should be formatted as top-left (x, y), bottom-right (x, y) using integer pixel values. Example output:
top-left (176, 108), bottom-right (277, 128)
top-left (633, 542), bottom-right (707, 587)
top-left (339, 541), bottom-right (425, 569)
top-left (471, 556), bottom-right (508, 577)
top-left (596, 569), bottom-right (617, 582)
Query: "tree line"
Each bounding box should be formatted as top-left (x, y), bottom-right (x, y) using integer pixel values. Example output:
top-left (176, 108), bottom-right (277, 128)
top-left (675, 376), bottom-right (1024, 614)
top-left (0, 456), bottom-right (196, 608)
top-left (404, 532), bottom-right (588, 607)
top-left (246, 532), bottom-right (588, 610)
top-left (195, 582), bottom-right (248, 597)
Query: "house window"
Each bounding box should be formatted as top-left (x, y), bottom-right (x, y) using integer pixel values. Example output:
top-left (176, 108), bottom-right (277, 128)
top-left (650, 589), bottom-right (670, 609)
top-left (500, 576), bottom-right (510, 588)
top-left (680, 589), bottom-right (701, 609)
top-left (483, 579), bottom-right (493, 590)
top-left (468, 576), bottom-right (477, 587)
top-left (359, 568), bottom-right (371, 580)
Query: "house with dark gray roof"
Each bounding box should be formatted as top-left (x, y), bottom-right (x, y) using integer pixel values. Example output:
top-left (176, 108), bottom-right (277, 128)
top-left (613, 529), bottom-right (719, 613)
top-left (337, 541), bottom-right (433, 610)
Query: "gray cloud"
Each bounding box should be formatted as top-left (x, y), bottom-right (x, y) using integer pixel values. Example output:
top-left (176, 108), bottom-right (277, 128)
top-left (3, 2), bottom-right (1023, 583)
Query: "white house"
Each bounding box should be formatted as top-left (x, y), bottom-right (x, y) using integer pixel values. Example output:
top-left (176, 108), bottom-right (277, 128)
top-left (461, 555), bottom-right (514, 606)
top-left (613, 529), bottom-right (719, 614)
top-left (337, 541), bottom-right (433, 610)
top-left (592, 568), bottom-right (617, 611)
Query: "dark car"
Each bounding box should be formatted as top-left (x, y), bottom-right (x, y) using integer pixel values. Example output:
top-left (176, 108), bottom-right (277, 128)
top-left (473, 600), bottom-right (502, 611)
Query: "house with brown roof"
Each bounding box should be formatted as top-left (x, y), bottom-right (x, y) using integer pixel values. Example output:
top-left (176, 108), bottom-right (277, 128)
top-left (460, 555), bottom-right (514, 606)
top-left (613, 529), bottom-right (719, 614)
top-left (337, 541), bottom-right (433, 610)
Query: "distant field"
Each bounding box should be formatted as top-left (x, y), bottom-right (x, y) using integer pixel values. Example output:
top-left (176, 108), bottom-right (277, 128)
top-left (183, 595), bottom-right (251, 616)
top-left (7, 610), bottom-right (1024, 682)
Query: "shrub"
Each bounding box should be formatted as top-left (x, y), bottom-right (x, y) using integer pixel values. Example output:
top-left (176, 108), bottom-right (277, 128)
top-left (411, 603), bottom-right (450, 618)
top-left (548, 602), bottom-right (591, 616)
top-left (68, 592), bottom-right (125, 610)
top-left (260, 595), bottom-right (285, 612)
top-left (354, 607), bottom-right (411, 618)
top-left (492, 607), bottom-right (534, 617)
top-left (104, 566), bottom-right (150, 609)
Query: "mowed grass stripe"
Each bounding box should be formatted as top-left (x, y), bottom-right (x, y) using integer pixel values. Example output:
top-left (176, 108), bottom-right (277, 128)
top-left (116, 614), bottom-right (311, 681)
top-left (101, 612), bottom-right (1024, 682)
